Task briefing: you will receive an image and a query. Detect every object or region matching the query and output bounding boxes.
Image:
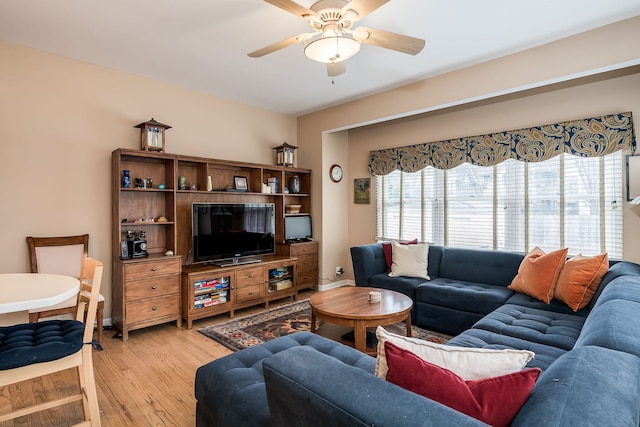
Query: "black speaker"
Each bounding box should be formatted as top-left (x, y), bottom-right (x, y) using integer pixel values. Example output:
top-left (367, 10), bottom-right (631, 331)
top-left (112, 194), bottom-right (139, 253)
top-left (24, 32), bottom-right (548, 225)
top-left (120, 240), bottom-right (129, 259)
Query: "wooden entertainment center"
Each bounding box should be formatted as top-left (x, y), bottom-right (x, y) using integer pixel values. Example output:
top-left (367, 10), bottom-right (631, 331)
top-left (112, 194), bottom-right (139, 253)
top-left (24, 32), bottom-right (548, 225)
top-left (111, 148), bottom-right (317, 338)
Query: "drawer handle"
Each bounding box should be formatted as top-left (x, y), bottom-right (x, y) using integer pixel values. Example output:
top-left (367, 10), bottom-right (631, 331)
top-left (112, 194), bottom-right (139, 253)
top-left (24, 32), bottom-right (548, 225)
top-left (303, 249), bottom-right (307, 252)
top-left (151, 285), bottom-right (157, 290)
top-left (152, 306), bottom-right (157, 311)
top-left (248, 291), bottom-right (254, 295)
top-left (151, 268), bottom-right (158, 272)
top-left (303, 275), bottom-right (308, 279)
top-left (248, 274), bottom-right (254, 278)
top-left (303, 261), bottom-right (308, 265)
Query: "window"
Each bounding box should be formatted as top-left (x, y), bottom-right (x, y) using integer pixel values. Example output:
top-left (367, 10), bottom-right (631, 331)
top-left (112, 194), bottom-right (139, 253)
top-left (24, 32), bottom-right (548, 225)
top-left (376, 151), bottom-right (623, 258)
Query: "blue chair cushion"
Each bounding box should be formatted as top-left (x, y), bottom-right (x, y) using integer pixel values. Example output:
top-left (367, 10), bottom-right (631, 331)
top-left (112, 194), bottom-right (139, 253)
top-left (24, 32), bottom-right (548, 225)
top-left (0, 320), bottom-right (84, 370)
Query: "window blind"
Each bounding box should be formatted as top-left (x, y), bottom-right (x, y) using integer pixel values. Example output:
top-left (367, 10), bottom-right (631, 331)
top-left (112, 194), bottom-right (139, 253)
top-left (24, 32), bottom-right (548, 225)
top-left (376, 151), bottom-right (624, 258)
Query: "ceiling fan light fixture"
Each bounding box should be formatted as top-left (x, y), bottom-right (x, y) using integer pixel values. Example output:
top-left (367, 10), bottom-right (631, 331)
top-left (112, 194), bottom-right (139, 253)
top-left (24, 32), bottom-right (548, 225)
top-left (304, 35), bottom-right (361, 63)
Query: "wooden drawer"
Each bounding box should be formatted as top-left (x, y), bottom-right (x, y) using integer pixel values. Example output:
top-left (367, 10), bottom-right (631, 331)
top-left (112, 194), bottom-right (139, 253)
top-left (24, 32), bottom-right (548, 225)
top-left (125, 258), bottom-right (181, 280)
top-left (297, 268), bottom-right (318, 287)
top-left (125, 294), bottom-right (180, 324)
top-left (236, 266), bottom-right (264, 287)
top-left (126, 275), bottom-right (180, 301)
top-left (296, 254), bottom-right (316, 270)
top-left (235, 283), bottom-right (265, 302)
top-left (290, 243), bottom-right (317, 257)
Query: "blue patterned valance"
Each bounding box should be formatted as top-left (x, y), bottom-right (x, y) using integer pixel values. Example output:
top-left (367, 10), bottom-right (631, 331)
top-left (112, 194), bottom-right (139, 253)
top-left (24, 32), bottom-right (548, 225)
top-left (369, 112), bottom-right (636, 175)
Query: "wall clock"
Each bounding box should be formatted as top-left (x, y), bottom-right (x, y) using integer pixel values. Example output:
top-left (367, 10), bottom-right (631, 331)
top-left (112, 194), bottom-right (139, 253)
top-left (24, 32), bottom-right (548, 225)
top-left (329, 164), bottom-right (343, 182)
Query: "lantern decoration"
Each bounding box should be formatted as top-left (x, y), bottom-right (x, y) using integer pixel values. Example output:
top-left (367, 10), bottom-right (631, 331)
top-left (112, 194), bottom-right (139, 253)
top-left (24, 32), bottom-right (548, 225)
top-left (135, 118), bottom-right (171, 152)
top-left (273, 142), bottom-right (298, 167)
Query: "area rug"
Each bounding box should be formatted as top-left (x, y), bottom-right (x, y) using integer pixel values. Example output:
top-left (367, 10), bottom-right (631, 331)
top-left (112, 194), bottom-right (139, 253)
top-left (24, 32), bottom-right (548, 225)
top-left (198, 298), bottom-right (451, 352)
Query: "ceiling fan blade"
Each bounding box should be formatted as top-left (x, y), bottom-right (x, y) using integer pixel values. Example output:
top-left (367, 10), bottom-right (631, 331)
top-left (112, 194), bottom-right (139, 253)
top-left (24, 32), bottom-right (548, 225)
top-left (247, 35), bottom-right (304, 58)
top-left (353, 26), bottom-right (425, 55)
top-left (327, 62), bottom-right (346, 77)
top-left (263, 0), bottom-right (319, 20)
top-left (342, 0), bottom-right (390, 20)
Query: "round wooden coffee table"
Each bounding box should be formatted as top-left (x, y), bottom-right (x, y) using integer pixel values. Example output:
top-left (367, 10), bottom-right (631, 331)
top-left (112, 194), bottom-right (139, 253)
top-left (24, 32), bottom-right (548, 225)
top-left (309, 286), bottom-right (413, 354)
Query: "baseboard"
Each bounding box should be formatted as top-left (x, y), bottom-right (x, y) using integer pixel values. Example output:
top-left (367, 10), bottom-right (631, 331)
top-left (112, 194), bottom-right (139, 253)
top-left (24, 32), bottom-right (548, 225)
top-left (318, 279), bottom-right (355, 291)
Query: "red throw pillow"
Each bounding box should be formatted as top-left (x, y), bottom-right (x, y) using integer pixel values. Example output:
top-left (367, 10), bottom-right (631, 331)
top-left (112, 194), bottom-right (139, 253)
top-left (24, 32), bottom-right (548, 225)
top-left (385, 342), bottom-right (540, 427)
top-left (382, 239), bottom-right (418, 272)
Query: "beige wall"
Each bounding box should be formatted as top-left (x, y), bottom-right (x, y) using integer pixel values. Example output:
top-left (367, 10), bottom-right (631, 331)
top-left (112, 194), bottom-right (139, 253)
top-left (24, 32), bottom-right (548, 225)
top-left (0, 41), bottom-right (296, 321)
top-left (298, 16), bottom-right (640, 281)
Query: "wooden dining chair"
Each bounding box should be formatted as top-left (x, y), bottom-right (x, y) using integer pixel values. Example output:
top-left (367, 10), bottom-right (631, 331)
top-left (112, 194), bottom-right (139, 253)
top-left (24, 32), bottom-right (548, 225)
top-left (0, 257), bottom-right (103, 426)
top-left (26, 234), bottom-right (105, 343)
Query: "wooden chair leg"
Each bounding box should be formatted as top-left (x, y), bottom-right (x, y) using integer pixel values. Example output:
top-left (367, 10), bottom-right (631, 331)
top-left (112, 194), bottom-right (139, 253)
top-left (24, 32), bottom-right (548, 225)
top-left (28, 312), bottom-right (39, 323)
top-left (79, 345), bottom-right (101, 426)
top-left (96, 301), bottom-right (104, 344)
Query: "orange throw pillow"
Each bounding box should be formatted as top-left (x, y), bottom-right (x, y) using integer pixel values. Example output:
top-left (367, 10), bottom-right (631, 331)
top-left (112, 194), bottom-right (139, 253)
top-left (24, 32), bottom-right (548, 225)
top-left (554, 253), bottom-right (609, 311)
top-left (508, 247), bottom-right (568, 303)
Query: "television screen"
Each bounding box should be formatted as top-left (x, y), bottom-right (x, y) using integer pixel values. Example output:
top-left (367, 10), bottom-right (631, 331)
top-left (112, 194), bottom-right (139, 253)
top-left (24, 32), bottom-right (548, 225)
top-left (284, 215), bottom-right (313, 242)
top-left (192, 203), bottom-right (275, 264)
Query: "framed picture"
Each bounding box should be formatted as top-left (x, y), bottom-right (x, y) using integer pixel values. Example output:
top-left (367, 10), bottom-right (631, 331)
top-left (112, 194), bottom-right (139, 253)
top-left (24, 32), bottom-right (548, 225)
top-left (354, 178), bottom-right (371, 204)
top-left (234, 176), bottom-right (248, 192)
top-left (626, 154), bottom-right (640, 202)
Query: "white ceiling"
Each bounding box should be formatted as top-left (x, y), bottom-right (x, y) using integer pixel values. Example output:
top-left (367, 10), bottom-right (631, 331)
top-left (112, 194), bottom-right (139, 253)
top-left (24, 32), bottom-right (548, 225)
top-left (2, 0), bottom-right (640, 116)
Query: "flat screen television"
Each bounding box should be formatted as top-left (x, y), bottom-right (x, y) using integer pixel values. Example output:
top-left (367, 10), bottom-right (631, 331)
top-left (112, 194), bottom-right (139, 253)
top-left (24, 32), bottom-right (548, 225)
top-left (192, 202), bottom-right (275, 266)
top-left (284, 215), bottom-right (313, 242)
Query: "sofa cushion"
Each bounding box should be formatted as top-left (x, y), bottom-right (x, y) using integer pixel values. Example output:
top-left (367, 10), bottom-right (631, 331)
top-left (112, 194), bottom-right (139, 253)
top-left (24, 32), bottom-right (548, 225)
top-left (416, 279), bottom-right (513, 314)
top-left (511, 346), bottom-right (640, 427)
top-left (368, 273), bottom-right (426, 300)
top-left (508, 247), bottom-right (568, 304)
top-left (589, 260), bottom-right (640, 309)
top-left (591, 275), bottom-right (640, 308)
top-left (575, 299), bottom-right (640, 357)
top-left (437, 247), bottom-right (524, 286)
top-left (385, 341), bottom-right (540, 427)
top-left (554, 253), bottom-right (608, 311)
top-left (375, 326), bottom-right (533, 381)
top-left (263, 345), bottom-right (487, 427)
top-left (389, 241), bottom-right (430, 279)
top-left (195, 332), bottom-right (374, 427)
top-left (447, 328), bottom-right (567, 371)
top-left (414, 302), bottom-right (486, 336)
top-left (471, 304), bottom-right (586, 351)
top-left (505, 292), bottom-right (590, 317)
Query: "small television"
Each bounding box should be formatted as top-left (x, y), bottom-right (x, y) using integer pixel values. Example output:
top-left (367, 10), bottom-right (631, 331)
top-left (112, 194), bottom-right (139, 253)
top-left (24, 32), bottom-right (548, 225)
top-left (284, 215), bottom-right (313, 242)
top-left (192, 203), bottom-right (275, 266)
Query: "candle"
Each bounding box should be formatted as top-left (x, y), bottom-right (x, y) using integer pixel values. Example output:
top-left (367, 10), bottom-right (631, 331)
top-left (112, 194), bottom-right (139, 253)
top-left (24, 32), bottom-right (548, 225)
top-left (369, 291), bottom-right (381, 303)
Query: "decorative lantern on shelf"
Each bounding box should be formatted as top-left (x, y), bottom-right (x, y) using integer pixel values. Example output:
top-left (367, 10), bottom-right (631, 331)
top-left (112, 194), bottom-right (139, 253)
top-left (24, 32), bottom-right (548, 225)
top-left (134, 118), bottom-right (171, 152)
top-left (273, 142), bottom-right (297, 167)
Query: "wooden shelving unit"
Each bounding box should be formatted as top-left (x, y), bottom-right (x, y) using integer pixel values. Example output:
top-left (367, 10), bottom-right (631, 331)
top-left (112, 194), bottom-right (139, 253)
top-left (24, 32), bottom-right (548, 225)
top-left (112, 148), bottom-right (318, 336)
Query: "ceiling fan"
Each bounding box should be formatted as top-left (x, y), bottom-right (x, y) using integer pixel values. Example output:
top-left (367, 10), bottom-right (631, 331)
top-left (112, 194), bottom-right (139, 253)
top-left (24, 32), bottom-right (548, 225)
top-left (248, 0), bottom-right (426, 77)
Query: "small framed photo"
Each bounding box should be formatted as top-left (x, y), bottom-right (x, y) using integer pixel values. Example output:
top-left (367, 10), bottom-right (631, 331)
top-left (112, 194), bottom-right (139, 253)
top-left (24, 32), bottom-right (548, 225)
top-left (234, 176), bottom-right (248, 191)
top-left (354, 178), bottom-right (371, 204)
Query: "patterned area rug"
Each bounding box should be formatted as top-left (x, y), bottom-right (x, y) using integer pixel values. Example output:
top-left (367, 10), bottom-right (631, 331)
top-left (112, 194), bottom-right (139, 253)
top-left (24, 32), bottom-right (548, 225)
top-left (198, 298), bottom-right (451, 352)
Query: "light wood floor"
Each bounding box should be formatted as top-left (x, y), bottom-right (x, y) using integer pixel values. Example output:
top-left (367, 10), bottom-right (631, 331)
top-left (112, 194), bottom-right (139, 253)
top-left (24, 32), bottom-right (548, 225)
top-left (0, 290), bottom-right (314, 427)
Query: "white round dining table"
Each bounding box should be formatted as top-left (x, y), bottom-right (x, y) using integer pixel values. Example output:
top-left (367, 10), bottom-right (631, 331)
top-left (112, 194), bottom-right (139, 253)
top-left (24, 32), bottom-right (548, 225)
top-left (0, 273), bottom-right (80, 315)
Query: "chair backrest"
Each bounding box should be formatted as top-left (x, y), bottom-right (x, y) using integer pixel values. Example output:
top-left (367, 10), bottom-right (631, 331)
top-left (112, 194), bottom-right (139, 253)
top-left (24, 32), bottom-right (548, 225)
top-left (26, 234), bottom-right (89, 278)
top-left (76, 257), bottom-right (103, 343)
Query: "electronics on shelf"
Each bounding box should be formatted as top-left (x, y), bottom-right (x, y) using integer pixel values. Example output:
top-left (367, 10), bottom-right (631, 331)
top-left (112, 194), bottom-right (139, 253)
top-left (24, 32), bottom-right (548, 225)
top-left (192, 202), bottom-right (276, 265)
top-left (284, 215), bottom-right (313, 243)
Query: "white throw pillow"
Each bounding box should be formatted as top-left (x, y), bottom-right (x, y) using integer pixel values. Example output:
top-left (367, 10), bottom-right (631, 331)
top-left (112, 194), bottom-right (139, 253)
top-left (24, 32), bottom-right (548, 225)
top-left (388, 241), bottom-right (430, 279)
top-left (375, 326), bottom-right (535, 381)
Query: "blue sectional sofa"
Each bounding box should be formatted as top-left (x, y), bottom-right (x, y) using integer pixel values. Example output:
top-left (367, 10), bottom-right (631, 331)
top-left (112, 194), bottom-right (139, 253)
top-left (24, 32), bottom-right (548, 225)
top-left (195, 244), bottom-right (640, 426)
